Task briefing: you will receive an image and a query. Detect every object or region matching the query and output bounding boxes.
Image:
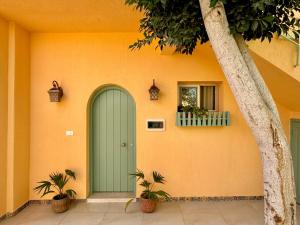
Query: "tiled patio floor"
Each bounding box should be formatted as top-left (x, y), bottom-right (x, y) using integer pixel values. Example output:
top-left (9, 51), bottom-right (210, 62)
top-left (0, 200), bottom-right (298, 225)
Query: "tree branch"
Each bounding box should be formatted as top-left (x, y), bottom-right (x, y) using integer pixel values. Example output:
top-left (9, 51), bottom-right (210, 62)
top-left (234, 35), bottom-right (282, 127)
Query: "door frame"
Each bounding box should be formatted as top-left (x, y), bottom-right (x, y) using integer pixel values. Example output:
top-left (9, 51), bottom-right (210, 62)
top-left (291, 119), bottom-right (300, 203)
top-left (88, 85), bottom-right (136, 195)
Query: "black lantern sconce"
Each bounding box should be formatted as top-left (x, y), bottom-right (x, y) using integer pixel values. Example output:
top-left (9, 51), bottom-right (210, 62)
top-left (48, 80), bottom-right (63, 102)
top-left (149, 79), bottom-right (160, 100)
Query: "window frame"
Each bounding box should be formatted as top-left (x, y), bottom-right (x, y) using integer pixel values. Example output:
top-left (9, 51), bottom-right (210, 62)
top-left (178, 83), bottom-right (219, 111)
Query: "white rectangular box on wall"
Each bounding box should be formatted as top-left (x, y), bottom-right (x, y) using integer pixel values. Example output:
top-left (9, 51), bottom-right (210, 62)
top-left (146, 119), bottom-right (165, 131)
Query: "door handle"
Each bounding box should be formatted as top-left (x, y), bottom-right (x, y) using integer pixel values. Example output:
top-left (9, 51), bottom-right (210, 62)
top-left (121, 142), bottom-right (127, 147)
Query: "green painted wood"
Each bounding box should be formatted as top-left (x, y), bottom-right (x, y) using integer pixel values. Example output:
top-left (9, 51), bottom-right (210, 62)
top-left (291, 120), bottom-right (300, 203)
top-left (187, 112), bottom-right (191, 126)
top-left (207, 113), bottom-right (212, 126)
top-left (217, 112), bottom-right (222, 126)
top-left (176, 112), bottom-right (181, 126)
top-left (91, 87), bottom-right (136, 193)
top-left (222, 112), bottom-right (226, 126)
top-left (212, 112), bottom-right (217, 126)
top-left (226, 112), bottom-right (231, 126)
top-left (192, 114), bottom-right (197, 126)
top-left (113, 90), bottom-right (121, 192)
top-left (127, 98), bottom-right (136, 191)
top-left (197, 117), bottom-right (201, 126)
top-left (120, 92), bottom-right (128, 191)
top-left (182, 112), bottom-right (187, 127)
top-left (202, 116), bottom-right (207, 126)
top-left (106, 90), bottom-right (114, 191)
top-left (176, 112), bottom-right (231, 127)
top-left (99, 91), bottom-right (107, 191)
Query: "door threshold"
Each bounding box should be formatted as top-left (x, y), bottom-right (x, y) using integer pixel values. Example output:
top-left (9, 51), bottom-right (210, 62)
top-left (87, 192), bottom-right (136, 203)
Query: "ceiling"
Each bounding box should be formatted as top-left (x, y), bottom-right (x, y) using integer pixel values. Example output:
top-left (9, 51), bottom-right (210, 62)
top-left (0, 0), bottom-right (142, 32)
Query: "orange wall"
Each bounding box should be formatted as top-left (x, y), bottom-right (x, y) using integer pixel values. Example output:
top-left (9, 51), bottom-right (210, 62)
top-left (0, 16), bottom-right (8, 217)
top-left (249, 38), bottom-right (300, 83)
top-left (30, 33), bottom-right (267, 199)
top-left (6, 23), bottom-right (30, 213)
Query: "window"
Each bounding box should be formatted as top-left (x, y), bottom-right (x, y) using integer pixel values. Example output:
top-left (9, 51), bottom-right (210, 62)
top-left (178, 84), bottom-right (219, 111)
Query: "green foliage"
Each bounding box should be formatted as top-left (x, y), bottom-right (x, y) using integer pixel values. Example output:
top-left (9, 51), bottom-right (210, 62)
top-left (125, 0), bottom-right (300, 54)
top-left (180, 105), bottom-right (209, 118)
top-left (34, 169), bottom-right (77, 200)
top-left (131, 169), bottom-right (145, 181)
top-left (125, 170), bottom-right (171, 212)
top-left (152, 171), bottom-right (165, 184)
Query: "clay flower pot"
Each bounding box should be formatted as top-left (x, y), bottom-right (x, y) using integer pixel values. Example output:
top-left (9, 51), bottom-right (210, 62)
top-left (51, 195), bottom-right (70, 213)
top-left (140, 196), bottom-right (157, 213)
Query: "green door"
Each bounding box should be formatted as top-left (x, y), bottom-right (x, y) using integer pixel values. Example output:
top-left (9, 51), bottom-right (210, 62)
top-left (291, 119), bottom-right (300, 203)
top-left (91, 87), bottom-right (136, 192)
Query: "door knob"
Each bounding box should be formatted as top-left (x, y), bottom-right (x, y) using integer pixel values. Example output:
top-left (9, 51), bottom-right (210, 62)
top-left (121, 142), bottom-right (127, 147)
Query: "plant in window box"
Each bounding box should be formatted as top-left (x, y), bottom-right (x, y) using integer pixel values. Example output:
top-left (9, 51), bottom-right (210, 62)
top-left (34, 169), bottom-right (76, 213)
top-left (125, 170), bottom-right (171, 213)
top-left (178, 105), bottom-right (209, 118)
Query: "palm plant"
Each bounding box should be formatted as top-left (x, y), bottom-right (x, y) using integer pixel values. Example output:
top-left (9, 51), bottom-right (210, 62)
top-left (125, 170), bottom-right (171, 212)
top-left (34, 169), bottom-right (76, 200)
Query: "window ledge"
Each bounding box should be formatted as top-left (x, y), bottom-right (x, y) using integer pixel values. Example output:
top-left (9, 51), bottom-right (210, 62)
top-left (176, 111), bottom-right (230, 127)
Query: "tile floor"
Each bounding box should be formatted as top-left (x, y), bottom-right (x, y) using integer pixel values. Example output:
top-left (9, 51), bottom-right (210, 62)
top-left (0, 200), bottom-right (298, 225)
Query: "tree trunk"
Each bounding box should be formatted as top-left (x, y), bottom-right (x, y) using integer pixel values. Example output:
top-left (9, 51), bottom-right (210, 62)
top-left (234, 35), bottom-right (281, 126)
top-left (199, 0), bottom-right (296, 224)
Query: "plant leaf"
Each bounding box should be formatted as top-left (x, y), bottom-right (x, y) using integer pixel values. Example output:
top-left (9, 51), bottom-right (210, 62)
top-left (155, 190), bottom-right (171, 201)
top-left (66, 189), bottom-right (77, 198)
top-left (33, 181), bottom-right (54, 198)
top-left (125, 198), bottom-right (134, 212)
top-left (140, 180), bottom-right (151, 188)
top-left (130, 169), bottom-right (145, 181)
top-left (153, 171), bottom-right (165, 184)
top-left (65, 169), bottom-right (76, 180)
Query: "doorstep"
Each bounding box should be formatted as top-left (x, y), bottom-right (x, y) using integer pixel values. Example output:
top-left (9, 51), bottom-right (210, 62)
top-left (87, 192), bottom-right (136, 203)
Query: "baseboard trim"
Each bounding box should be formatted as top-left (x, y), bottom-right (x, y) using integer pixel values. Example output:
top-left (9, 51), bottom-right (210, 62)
top-left (0, 201), bottom-right (30, 222)
top-left (170, 196), bottom-right (264, 201)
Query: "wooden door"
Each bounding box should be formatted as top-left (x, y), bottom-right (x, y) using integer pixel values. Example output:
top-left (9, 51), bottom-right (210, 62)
top-left (91, 87), bottom-right (135, 192)
top-left (291, 119), bottom-right (300, 203)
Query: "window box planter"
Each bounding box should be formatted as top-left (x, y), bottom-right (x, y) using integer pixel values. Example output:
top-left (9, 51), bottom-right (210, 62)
top-left (176, 111), bottom-right (230, 127)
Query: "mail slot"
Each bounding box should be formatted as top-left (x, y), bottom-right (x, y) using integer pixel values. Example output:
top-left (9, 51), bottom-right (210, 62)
top-left (146, 119), bottom-right (165, 131)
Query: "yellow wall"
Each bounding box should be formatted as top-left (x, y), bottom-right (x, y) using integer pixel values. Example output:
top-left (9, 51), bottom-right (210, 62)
top-left (0, 30), bottom-right (298, 207)
top-left (30, 33), bottom-right (266, 199)
top-left (6, 23), bottom-right (30, 213)
top-left (249, 38), bottom-right (300, 82)
top-left (0, 16), bottom-right (8, 217)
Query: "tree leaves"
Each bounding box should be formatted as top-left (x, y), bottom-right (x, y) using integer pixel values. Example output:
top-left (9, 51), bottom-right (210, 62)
top-left (125, 0), bottom-right (300, 54)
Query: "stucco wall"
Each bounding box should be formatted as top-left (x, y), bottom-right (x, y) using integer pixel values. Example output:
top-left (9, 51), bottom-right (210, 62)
top-left (0, 16), bottom-right (8, 217)
top-left (29, 33), bottom-right (268, 199)
top-left (249, 38), bottom-right (300, 83)
top-left (13, 24), bottom-right (30, 211)
top-left (6, 23), bottom-right (30, 213)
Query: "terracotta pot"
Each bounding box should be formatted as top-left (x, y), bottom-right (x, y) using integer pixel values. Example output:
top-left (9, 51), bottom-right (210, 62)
top-left (140, 196), bottom-right (157, 213)
top-left (51, 195), bottom-right (70, 213)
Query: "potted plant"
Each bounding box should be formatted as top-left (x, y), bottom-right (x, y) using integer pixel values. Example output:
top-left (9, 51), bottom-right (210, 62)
top-left (125, 170), bottom-right (171, 213)
top-left (34, 169), bottom-right (76, 213)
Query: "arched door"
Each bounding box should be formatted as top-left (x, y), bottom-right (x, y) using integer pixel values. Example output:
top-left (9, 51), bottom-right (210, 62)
top-left (91, 86), bottom-right (136, 193)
